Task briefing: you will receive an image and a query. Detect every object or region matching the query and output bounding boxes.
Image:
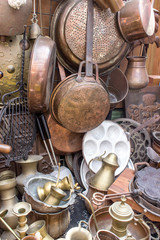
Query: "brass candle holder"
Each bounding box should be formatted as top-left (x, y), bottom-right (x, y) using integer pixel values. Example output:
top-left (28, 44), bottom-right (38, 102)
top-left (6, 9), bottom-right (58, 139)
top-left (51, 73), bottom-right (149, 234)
top-left (12, 202), bottom-right (32, 239)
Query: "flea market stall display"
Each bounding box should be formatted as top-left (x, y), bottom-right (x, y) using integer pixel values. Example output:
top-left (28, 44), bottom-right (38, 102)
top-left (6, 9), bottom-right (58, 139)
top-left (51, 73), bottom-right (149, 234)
top-left (0, 0), bottom-right (160, 239)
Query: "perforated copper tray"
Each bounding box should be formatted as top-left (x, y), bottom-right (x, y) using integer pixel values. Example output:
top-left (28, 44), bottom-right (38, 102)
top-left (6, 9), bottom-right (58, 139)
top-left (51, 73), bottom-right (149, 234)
top-left (50, 0), bottom-right (130, 75)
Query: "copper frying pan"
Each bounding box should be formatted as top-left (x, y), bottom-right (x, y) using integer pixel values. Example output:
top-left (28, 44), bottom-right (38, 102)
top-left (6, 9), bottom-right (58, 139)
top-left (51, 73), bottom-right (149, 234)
top-left (28, 35), bottom-right (56, 113)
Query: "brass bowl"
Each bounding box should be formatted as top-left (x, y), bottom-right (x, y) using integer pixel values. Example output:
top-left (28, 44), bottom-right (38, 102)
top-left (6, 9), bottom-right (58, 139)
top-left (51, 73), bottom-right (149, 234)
top-left (24, 173), bottom-right (76, 213)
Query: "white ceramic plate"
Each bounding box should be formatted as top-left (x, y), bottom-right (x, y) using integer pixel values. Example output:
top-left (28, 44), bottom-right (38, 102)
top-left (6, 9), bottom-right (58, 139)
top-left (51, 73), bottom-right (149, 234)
top-left (82, 120), bottom-right (131, 176)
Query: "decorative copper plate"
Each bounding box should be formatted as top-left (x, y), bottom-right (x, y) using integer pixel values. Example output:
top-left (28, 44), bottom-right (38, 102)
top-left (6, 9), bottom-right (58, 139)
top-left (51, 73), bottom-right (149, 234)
top-left (50, 0), bottom-right (130, 75)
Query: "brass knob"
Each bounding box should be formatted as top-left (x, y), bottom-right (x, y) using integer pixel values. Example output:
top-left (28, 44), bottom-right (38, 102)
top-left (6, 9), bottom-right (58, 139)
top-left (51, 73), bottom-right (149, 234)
top-left (0, 71), bottom-right (3, 79)
top-left (7, 65), bottom-right (15, 73)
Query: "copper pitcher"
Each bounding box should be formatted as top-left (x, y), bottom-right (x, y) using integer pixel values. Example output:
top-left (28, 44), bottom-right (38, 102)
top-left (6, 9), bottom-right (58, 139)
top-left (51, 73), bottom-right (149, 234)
top-left (125, 56), bottom-right (149, 89)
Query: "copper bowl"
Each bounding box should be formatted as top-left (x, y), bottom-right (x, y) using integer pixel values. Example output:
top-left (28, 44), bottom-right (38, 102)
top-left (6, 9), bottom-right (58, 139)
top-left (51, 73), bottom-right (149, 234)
top-left (118, 0), bottom-right (155, 42)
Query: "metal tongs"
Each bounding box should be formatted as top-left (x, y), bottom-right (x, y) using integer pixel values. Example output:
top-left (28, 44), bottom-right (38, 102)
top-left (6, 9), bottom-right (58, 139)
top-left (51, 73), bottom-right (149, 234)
top-left (36, 114), bottom-right (58, 168)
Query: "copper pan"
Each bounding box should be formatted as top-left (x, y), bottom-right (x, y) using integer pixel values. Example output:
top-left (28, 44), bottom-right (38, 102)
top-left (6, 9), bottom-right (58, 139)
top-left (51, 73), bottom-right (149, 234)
top-left (0, 0), bottom-right (32, 36)
top-left (49, 65), bottom-right (110, 133)
top-left (46, 113), bottom-right (84, 154)
top-left (95, 0), bottom-right (124, 13)
top-left (28, 35), bottom-right (56, 113)
top-left (50, 0), bottom-right (130, 76)
top-left (118, 0), bottom-right (155, 42)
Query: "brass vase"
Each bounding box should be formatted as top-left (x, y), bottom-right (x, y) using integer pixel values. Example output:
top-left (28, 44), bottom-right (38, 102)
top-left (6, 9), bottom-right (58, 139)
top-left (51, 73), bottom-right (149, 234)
top-left (16, 155), bottom-right (43, 195)
top-left (125, 56), bottom-right (149, 89)
top-left (27, 220), bottom-right (54, 240)
top-left (0, 170), bottom-right (18, 230)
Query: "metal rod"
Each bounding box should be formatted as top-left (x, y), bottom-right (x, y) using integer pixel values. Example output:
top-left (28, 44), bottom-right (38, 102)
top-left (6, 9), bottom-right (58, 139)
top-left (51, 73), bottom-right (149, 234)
top-left (0, 217), bottom-right (21, 240)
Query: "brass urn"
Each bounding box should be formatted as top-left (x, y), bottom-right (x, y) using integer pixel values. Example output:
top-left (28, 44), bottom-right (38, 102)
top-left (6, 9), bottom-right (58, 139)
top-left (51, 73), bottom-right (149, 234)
top-left (88, 153), bottom-right (119, 191)
top-left (109, 196), bottom-right (134, 238)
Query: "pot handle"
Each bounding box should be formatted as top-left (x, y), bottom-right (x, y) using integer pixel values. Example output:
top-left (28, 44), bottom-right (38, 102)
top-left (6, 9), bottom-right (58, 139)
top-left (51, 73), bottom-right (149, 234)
top-left (146, 221), bottom-right (160, 240)
top-left (76, 61), bottom-right (100, 84)
top-left (78, 220), bottom-right (89, 229)
top-left (134, 162), bottom-right (150, 173)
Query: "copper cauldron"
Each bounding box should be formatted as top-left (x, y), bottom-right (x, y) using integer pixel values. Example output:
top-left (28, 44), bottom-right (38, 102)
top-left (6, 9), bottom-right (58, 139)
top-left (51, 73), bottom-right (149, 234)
top-left (118, 0), bottom-right (155, 42)
top-left (0, 0), bottom-right (32, 36)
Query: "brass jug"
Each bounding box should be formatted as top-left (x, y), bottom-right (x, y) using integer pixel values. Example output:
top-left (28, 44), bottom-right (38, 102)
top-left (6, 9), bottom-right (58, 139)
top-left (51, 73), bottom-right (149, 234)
top-left (88, 153), bottom-right (119, 191)
top-left (16, 155), bottom-right (43, 195)
top-left (125, 56), bottom-right (149, 89)
top-left (65, 221), bottom-right (92, 240)
top-left (0, 170), bottom-right (18, 230)
top-left (44, 186), bottom-right (67, 206)
top-left (27, 220), bottom-right (54, 240)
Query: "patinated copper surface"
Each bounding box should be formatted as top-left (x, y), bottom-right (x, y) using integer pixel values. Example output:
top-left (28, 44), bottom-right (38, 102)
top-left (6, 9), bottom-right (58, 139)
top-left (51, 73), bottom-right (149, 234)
top-left (118, 0), bottom-right (155, 42)
top-left (125, 56), bottom-right (149, 89)
top-left (46, 114), bottom-right (83, 154)
top-left (50, 72), bottom-right (110, 133)
top-left (50, 0), bottom-right (130, 75)
top-left (95, 0), bottom-right (124, 12)
top-left (0, 0), bottom-right (32, 36)
top-left (28, 35), bottom-right (56, 113)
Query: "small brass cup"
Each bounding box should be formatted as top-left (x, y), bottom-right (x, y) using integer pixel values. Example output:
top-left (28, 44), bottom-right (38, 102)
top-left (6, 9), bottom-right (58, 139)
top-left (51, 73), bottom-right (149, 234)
top-left (44, 186), bottom-right (67, 205)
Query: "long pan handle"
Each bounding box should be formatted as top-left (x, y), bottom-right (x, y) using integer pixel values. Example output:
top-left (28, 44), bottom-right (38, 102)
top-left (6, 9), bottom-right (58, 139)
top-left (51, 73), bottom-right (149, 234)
top-left (38, 114), bottom-right (58, 165)
top-left (36, 116), bottom-right (55, 168)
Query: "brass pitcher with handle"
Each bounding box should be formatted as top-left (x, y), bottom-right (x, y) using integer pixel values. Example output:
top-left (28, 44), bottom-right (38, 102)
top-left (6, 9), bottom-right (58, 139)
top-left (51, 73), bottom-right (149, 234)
top-left (88, 153), bottom-right (119, 191)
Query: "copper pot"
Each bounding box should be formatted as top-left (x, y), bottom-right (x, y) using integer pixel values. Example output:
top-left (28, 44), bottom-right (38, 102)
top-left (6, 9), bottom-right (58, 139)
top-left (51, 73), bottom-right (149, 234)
top-left (125, 56), bottom-right (149, 89)
top-left (50, 62), bottom-right (110, 133)
top-left (118, 0), bottom-right (155, 42)
top-left (95, 230), bottom-right (120, 240)
top-left (28, 35), bottom-right (56, 113)
top-left (95, 0), bottom-right (124, 13)
top-left (0, 0), bottom-right (32, 36)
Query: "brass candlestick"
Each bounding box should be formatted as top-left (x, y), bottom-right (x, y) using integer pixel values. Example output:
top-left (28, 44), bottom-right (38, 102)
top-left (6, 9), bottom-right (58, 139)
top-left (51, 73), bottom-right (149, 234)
top-left (12, 202), bottom-right (32, 238)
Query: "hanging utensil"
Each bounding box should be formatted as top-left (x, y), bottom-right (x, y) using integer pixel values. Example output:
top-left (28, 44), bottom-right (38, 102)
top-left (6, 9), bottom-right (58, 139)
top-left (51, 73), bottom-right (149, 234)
top-left (50, 0), bottom-right (110, 133)
top-left (0, 26), bottom-right (36, 166)
top-left (29, 0), bottom-right (41, 39)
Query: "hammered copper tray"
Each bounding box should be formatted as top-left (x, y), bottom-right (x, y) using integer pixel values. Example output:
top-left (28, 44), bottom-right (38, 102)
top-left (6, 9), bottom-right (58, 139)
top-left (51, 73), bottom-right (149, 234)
top-left (50, 0), bottom-right (130, 75)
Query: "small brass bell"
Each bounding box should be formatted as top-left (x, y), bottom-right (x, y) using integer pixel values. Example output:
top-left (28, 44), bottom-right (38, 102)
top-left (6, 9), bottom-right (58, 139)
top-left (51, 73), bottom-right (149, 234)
top-left (29, 22), bottom-right (41, 40)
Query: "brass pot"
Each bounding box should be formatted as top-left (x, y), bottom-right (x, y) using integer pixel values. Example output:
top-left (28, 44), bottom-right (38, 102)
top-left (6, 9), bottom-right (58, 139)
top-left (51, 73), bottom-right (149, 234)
top-left (118, 0), bottom-right (155, 42)
top-left (16, 155), bottom-right (43, 195)
top-left (27, 220), bottom-right (54, 240)
top-left (44, 186), bottom-right (67, 206)
top-left (125, 56), bottom-right (149, 89)
top-left (0, 0), bottom-right (32, 36)
top-left (65, 221), bottom-right (92, 240)
top-left (95, 0), bottom-right (124, 13)
top-left (27, 208), bottom-right (70, 239)
top-left (0, 170), bottom-right (18, 230)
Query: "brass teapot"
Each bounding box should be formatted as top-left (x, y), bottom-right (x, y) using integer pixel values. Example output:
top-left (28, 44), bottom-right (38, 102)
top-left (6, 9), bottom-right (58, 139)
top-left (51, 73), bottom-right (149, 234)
top-left (88, 153), bottom-right (119, 191)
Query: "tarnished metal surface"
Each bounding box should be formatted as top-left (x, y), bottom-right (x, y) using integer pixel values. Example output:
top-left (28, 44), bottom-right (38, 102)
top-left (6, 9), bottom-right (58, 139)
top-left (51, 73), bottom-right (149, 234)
top-left (114, 118), bottom-right (151, 164)
top-left (0, 35), bottom-right (32, 106)
top-left (46, 114), bottom-right (83, 154)
top-left (0, 0), bottom-right (32, 36)
top-left (50, 73), bottom-right (110, 133)
top-left (50, 0), bottom-right (130, 75)
top-left (28, 35), bottom-right (56, 113)
top-left (95, 0), bottom-right (124, 12)
top-left (88, 206), bottom-right (150, 239)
